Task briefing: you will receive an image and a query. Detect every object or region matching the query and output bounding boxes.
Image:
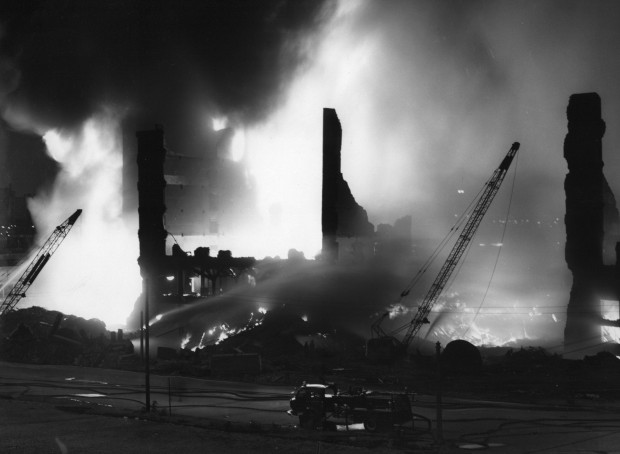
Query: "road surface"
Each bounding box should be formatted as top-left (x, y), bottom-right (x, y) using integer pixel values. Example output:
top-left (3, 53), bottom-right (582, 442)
top-left (0, 361), bottom-right (294, 426)
top-left (2, 361), bottom-right (620, 452)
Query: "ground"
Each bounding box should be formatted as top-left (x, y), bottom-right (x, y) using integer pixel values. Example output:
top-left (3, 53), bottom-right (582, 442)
top-left (0, 395), bottom-right (422, 454)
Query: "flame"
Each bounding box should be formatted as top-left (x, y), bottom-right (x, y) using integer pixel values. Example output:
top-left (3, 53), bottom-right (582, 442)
top-left (212, 117), bottom-right (228, 131)
top-left (601, 299), bottom-right (620, 343)
top-left (387, 292), bottom-right (551, 347)
top-left (177, 304), bottom-right (269, 351)
top-left (215, 323), bottom-right (235, 343)
top-left (226, 2), bottom-right (376, 259)
top-left (180, 332), bottom-right (191, 349)
top-left (201, 323), bottom-right (238, 346)
top-left (23, 111), bottom-right (141, 329)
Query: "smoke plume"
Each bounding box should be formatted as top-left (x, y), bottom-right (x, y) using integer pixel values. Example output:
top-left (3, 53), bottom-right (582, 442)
top-left (2, 0), bottom-right (620, 345)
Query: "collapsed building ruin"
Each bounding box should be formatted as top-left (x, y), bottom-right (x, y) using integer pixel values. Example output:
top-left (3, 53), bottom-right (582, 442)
top-left (129, 109), bottom-right (413, 339)
top-left (564, 93), bottom-right (620, 357)
top-left (131, 127), bottom-right (255, 328)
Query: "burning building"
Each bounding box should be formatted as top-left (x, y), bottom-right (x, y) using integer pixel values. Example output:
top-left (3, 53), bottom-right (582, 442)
top-left (129, 126), bottom-right (256, 329)
top-left (563, 93), bottom-right (620, 358)
top-left (123, 118), bottom-right (258, 257)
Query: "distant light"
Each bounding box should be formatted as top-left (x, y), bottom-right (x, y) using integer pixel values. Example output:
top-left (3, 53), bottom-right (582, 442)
top-left (166, 276), bottom-right (175, 281)
top-left (479, 243), bottom-right (485, 247)
top-left (212, 117), bottom-right (227, 131)
top-left (302, 315), bottom-right (308, 322)
top-left (258, 307), bottom-right (267, 314)
top-left (457, 189), bottom-right (464, 194)
top-left (155, 314), bottom-right (163, 321)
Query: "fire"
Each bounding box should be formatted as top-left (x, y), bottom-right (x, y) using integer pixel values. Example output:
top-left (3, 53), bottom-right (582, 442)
top-left (601, 299), bottom-right (620, 344)
top-left (23, 111), bottom-right (141, 329)
top-left (234, 2), bottom-right (377, 259)
top-left (386, 291), bottom-right (558, 348)
top-left (180, 332), bottom-right (192, 349)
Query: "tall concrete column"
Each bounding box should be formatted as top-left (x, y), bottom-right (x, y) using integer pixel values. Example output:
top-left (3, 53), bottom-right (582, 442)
top-left (322, 108), bottom-right (341, 261)
top-left (136, 127), bottom-right (167, 279)
top-left (563, 93), bottom-right (607, 357)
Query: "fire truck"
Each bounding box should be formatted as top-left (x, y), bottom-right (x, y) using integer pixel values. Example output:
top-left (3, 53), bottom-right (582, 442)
top-left (287, 383), bottom-right (413, 432)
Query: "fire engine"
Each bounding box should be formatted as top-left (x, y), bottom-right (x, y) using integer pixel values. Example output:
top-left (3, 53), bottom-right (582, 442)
top-left (288, 382), bottom-right (413, 432)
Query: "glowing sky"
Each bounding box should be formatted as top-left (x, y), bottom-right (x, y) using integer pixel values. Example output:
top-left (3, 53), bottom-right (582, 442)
top-left (2, 1), bottom-right (620, 342)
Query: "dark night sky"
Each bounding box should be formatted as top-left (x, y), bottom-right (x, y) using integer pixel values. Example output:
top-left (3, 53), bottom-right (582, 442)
top-left (0, 0), bottom-right (332, 193)
top-left (2, 1), bottom-right (620, 345)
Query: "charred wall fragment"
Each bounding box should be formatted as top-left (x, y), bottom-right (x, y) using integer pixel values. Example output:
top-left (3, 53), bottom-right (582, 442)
top-left (136, 127), bottom-right (167, 278)
top-left (563, 93), bottom-right (620, 357)
top-left (321, 108), bottom-right (375, 262)
top-left (130, 126), bottom-right (256, 330)
top-left (321, 108), bottom-right (341, 261)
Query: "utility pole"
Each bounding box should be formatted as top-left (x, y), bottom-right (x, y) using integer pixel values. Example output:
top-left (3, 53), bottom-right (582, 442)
top-left (436, 341), bottom-right (443, 444)
top-left (140, 311), bottom-right (144, 360)
top-left (144, 279), bottom-right (151, 412)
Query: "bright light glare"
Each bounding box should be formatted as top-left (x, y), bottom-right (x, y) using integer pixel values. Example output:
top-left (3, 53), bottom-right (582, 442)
top-left (230, 129), bottom-right (246, 162)
top-left (212, 117), bottom-right (227, 131)
top-left (601, 299), bottom-right (620, 343)
top-left (25, 111), bottom-right (141, 329)
top-left (181, 333), bottom-right (191, 349)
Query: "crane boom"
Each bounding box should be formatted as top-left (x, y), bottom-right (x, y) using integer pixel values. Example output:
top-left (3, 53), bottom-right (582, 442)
top-left (0, 209), bottom-right (82, 316)
top-left (400, 142), bottom-right (520, 347)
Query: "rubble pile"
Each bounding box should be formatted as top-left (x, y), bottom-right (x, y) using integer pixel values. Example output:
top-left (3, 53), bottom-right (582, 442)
top-left (0, 306), bottom-right (134, 367)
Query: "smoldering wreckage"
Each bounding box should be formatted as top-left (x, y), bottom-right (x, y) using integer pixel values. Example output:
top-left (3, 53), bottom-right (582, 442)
top-left (3, 93), bottom-right (620, 444)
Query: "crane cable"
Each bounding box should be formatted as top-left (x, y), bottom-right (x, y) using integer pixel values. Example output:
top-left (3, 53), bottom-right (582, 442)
top-left (462, 149), bottom-right (520, 337)
top-left (388, 177), bottom-right (491, 337)
top-left (398, 180), bottom-right (488, 300)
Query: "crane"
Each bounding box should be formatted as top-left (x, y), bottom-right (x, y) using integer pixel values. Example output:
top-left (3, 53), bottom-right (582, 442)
top-left (368, 142), bottom-right (520, 360)
top-left (0, 209), bottom-right (82, 316)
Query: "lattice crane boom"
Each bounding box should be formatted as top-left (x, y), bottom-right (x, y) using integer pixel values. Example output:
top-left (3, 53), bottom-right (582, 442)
top-left (400, 142), bottom-right (520, 347)
top-left (0, 209), bottom-right (82, 315)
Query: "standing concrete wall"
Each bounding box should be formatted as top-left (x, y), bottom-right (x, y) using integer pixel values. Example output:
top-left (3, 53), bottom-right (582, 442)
top-left (563, 93), bottom-right (608, 357)
top-left (136, 127), bottom-right (168, 277)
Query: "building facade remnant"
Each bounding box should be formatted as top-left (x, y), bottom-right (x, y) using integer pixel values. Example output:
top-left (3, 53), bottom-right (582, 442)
top-left (321, 108), bottom-right (376, 262)
top-left (563, 92), bottom-right (620, 357)
top-left (131, 126), bottom-right (255, 330)
top-left (136, 127), bottom-right (168, 277)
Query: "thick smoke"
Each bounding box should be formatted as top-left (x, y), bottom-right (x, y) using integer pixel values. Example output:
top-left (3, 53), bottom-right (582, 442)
top-left (0, 0), bottom-right (334, 133)
top-left (240, 0), bottom-right (620, 345)
top-left (0, 1), bottom-right (335, 327)
top-left (3, 0), bottom-right (620, 345)
top-left (314, 0), bottom-right (620, 227)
